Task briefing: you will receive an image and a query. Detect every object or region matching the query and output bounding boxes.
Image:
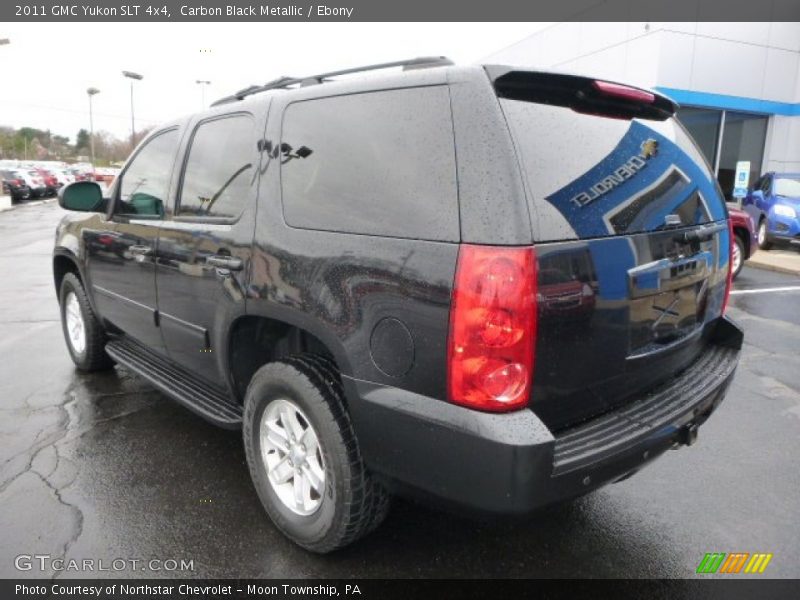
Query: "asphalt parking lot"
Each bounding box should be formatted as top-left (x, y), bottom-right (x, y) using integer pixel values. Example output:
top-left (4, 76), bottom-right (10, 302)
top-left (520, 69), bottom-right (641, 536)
top-left (0, 201), bottom-right (798, 579)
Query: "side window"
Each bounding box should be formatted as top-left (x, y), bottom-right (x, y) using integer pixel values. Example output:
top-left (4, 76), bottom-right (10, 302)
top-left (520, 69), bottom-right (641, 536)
top-left (280, 86), bottom-right (459, 241)
top-left (761, 175), bottom-right (772, 193)
top-left (178, 114), bottom-right (255, 219)
top-left (117, 129), bottom-right (178, 217)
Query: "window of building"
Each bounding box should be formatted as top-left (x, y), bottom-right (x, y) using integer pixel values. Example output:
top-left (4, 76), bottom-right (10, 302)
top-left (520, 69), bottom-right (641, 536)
top-left (677, 107), bottom-right (769, 203)
top-left (716, 111), bottom-right (768, 202)
top-left (280, 86), bottom-right (459, 241)
top-left (117, 129), bottom-right (179, 217)
top-left (676, 107), bottom-right (721, 170)
top-left (179, 114), bottom-right (255, 219)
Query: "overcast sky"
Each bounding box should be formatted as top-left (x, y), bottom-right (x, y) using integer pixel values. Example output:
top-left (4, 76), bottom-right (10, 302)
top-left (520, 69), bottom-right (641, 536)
top-left (0, 23), bottom-right (543, 142)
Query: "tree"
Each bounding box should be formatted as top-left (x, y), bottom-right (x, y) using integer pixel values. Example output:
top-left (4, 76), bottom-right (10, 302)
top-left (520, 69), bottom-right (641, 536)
top-left (75, 129), bottom-right (90, 154)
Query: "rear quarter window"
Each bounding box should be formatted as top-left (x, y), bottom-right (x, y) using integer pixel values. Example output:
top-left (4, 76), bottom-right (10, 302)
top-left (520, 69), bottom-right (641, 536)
top-left (280, 86), bottom-right (459, 241)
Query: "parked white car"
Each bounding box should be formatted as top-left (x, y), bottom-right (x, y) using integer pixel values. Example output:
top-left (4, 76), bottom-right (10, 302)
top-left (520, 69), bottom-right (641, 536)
top-left (13, 170), bottom-right (47, 198)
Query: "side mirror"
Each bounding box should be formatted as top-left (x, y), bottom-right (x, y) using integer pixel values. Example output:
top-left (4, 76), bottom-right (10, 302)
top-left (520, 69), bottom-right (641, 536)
top-left (59, 181), bottom-right (105, 212)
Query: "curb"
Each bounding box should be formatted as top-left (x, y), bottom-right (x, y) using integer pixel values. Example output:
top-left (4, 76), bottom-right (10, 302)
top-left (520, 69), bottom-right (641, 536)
top-left (746, 259), bottom-right (800, 277)
top-left (0, 197), bottom-right (58, 212)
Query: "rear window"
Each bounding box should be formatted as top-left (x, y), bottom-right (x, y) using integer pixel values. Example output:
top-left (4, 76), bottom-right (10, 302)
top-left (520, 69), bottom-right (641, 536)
top-left (280, 86), bottom-right (458, 241)
top-left (499, 99), bottom-right (726, 241)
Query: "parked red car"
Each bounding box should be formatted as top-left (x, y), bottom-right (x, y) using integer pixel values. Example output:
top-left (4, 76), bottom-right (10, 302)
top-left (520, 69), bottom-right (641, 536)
top-left (32, 168), bottom-right (60, 197)
top-left (537, 268), bottom-right (596, 319)
top-left (729, 206), bottom-right (757, 278)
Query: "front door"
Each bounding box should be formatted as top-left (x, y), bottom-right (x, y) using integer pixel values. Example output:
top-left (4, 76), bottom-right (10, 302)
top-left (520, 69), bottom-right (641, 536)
top-left (88, 128), bottom-right (180, 354)
top-left (156, 113), bottom-right (259, 386)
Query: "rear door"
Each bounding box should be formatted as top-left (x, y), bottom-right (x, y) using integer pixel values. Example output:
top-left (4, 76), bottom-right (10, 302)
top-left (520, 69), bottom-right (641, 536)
top-left (156, 110), bottom-right (263, 387)
top-left (491, 69), bottom-right (731, 430)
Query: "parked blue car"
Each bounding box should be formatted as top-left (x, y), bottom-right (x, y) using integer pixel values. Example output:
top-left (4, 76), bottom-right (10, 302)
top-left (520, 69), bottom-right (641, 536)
top-left (742, 172), bottom-right (800, 250)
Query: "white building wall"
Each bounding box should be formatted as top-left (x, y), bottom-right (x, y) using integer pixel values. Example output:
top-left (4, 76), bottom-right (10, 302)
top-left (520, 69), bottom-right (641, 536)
top-left (484, 22), bottom-right (800, 176)
top-left (765, 116), bottom-right (800, 172)
top-left (484, 22), bottom-right (661, 87)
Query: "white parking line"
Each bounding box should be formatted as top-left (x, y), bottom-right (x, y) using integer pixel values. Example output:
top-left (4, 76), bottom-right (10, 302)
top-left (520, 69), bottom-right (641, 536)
top-left (730, 286), bottom-right (800, 295)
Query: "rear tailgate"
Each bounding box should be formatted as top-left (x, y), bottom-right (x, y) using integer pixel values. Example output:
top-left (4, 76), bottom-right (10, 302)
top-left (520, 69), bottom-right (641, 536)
top-left (490, 68), bottom-right (731, 430)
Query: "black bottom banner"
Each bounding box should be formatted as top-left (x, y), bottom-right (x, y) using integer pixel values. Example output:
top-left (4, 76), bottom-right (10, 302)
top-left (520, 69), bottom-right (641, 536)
top-left (3, 579), bottom-right (799, 600)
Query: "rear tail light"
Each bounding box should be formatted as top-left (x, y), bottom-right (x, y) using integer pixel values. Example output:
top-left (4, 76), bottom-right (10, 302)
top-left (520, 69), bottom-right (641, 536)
top-left (447, 245), bottom-right (537, 412)
top-left (722, 218), bottom-right (734, 315)
top-left (12, 179), bottom-right (22, 186)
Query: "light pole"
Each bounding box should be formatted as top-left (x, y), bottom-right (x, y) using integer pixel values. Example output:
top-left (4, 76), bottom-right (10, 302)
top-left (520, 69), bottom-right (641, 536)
top-left (122, 70), bottom-right (143, 149)
top-left (196, 80), bottom-right (211, 108)
top-left (87, 87), bottom-right (100, 176)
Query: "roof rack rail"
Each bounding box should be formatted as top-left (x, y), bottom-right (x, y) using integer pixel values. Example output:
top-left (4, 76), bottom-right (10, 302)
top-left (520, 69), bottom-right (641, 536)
top-left (210, 56), bottom-right (453, 107)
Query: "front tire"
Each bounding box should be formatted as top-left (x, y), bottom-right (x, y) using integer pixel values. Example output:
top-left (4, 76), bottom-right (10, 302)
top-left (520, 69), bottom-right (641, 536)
top-left (757, 219), bottom-right (772, 250)
top-left (59, 272), bottom-right (114, 371)
top-left (243, 355), bottom-right (389, 553)
top-left (732, 234), bottom-right (745, 279)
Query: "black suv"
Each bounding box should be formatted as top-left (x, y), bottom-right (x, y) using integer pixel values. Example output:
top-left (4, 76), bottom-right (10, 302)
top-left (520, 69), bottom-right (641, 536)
top-left (53, 58), bottom-right (743, 553)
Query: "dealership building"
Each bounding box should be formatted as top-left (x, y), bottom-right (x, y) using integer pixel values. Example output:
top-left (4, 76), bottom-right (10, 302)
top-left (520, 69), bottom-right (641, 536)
top-left (485, 22), bottom-right (800, 201)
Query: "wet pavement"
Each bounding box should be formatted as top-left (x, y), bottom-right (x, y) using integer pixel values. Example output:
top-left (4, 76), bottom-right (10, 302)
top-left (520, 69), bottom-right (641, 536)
top-left (1, 202), bottom-right (799, 579)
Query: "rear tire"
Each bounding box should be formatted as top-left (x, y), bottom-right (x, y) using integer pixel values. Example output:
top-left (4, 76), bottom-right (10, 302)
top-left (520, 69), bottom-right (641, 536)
top-left (243, 355), bottom-right (390, 553)
top-left (58, 272), bottom-right (115, 371)
top-left (757, 219), bottom-right (772, 250)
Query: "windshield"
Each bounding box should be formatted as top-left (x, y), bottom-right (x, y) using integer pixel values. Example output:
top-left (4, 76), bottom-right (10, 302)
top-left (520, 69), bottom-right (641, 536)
top-left (774, 176), bottom-right (800, 198)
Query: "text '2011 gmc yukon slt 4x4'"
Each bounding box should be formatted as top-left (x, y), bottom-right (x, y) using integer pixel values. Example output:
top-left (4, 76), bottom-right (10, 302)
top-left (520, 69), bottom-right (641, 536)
top-left (53, 58), bottom-right (743, 553)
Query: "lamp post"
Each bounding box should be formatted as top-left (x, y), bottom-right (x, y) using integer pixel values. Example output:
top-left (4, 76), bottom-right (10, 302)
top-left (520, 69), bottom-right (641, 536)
top-left (122, 70), bottom-right (143, 149)
top-left (196, 80), bottom-right (211, 108)
top-left (87, 87), bottom-right (100, 176)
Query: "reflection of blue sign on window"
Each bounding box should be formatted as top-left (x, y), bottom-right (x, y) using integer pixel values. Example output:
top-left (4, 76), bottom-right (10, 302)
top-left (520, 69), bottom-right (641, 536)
top-left (543, 121), bottom-right (725, 302)
top-left (544, 121), bottom-right (723, 239)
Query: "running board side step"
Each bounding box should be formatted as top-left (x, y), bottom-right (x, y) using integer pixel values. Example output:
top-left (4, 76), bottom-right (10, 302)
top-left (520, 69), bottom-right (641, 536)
top-left (105, 337), bottom-right (243, 429)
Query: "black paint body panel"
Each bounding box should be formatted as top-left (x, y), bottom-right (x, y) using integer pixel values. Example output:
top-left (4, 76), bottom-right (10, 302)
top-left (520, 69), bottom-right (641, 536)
top-left (53, 63), bottom-right (742, 514)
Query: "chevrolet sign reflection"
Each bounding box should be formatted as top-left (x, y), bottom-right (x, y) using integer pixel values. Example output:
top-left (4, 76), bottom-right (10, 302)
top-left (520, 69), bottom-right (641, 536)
top-left (569, 139), bottom-right (659, 208)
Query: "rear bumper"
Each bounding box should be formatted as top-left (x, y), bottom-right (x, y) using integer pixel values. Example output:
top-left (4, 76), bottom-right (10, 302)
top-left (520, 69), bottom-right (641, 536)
top-left (346, 317), bottom-right (742, 514)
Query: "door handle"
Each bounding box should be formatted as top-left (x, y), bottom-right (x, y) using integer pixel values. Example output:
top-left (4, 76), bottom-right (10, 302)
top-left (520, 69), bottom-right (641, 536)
top-left (206, 255), bottom-right (243, 271)
top-left (129, 245), bottom-right (152, 256)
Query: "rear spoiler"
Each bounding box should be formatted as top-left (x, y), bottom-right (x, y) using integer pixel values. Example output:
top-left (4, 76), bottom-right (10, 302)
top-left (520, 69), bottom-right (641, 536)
top-left (485, 66), bottom-right (678, 121)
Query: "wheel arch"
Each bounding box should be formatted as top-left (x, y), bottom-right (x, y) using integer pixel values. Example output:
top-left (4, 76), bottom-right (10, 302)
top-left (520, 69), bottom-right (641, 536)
top-left (53, 249), bottom-right (82, 296)
top-left (226, 311), bottom-right (352, 402)
top-left (733, 226), bottom-right (751, 258)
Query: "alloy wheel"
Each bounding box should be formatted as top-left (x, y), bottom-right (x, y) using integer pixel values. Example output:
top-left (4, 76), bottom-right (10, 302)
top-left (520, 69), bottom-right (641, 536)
top-left (64, 292), bottom-right (86, 355)
top-left (260, 398), bottom-right (326, 516)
